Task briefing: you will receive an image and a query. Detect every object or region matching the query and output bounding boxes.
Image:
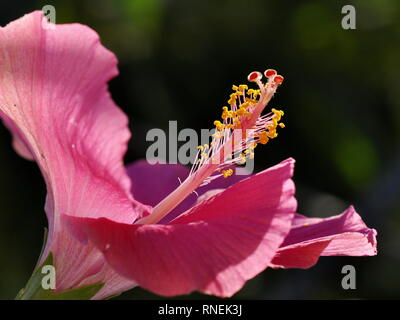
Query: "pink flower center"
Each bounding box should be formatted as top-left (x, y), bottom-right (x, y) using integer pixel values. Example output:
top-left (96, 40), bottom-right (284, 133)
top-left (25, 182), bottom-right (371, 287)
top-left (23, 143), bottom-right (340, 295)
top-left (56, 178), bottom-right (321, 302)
top-left (138, 69), bottom-right (285, 224)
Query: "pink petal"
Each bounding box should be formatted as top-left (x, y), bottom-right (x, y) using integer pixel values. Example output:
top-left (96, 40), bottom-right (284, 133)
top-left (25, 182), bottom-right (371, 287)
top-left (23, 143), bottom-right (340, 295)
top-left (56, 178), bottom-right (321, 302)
top-left (0, 11), bottom-right (145, 297)
top-left (50, 228), bottom-right (136, 299)
top-left (1, 117), bottom-right (34, 160)
top-left (271, 206), bottom-right (377, 269)
top-left (65, 158), bottom-right (297, 297)
top-left (126, 160), bottom-right (249, 223)
top-left (0, 11), bottom-right (147, 223)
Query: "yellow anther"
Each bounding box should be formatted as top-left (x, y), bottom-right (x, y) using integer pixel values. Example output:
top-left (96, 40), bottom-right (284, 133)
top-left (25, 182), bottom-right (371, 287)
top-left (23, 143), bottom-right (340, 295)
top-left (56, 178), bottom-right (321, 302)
top-left (272, 108), bottom-right (285, 122)
top-left (201, 152), bottom-right (208, 159)
top-left (272, 109), bottom-right (284, 116)
top-left (222, 169), bottom-right (233, 178)
top-left (240, 102), bottom-right (250, 109)
top-left (233, 118), bottom-right (241, 129)
top-left (221, 111), bottom-right (229, 120)
top-left (258, 131), bottom-right (270, 144)
top-left (236, 106), bottom-right (250, 118)
top-left (214, 120), bottom-right (225, 131)
top-left (197, 145), bottom-right (204, 151)
top-left (247, 89), bottom-right (260, 99)
top-left (210, 81), bottom-right (286, 173)
top-left (245, 97), bottom-right (258, 104)
top-left (212, 131), bottom-right (224, 139)
top-left (248, 142), bottom-right (257, 150)
top-left (260, 137), bottom-right (269, 144)
top-left (221, 106), bottom-right (236, 120)
top-left (236, 108), bottom-right (245, 117)
top-left (239, 153), bottom-right (246, 164)
top-left (267, 131), bottom-right (278, 139)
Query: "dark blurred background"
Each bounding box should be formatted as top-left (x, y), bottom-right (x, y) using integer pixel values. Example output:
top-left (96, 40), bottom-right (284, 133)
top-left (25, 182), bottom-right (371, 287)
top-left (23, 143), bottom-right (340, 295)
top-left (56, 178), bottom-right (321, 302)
top-left (0, 0), bottom-right (399, 299)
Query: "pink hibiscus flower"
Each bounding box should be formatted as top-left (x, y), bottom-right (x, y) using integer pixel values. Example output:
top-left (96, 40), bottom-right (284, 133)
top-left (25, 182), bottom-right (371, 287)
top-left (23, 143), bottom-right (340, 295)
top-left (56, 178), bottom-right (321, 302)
top-left (0, 11), bottom-right (376, 299)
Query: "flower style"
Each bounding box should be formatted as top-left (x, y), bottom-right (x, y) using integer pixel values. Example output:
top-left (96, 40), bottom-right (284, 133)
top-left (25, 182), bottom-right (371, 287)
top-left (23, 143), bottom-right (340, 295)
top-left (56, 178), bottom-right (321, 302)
top-left (0, 11), bottom-right (377, 299)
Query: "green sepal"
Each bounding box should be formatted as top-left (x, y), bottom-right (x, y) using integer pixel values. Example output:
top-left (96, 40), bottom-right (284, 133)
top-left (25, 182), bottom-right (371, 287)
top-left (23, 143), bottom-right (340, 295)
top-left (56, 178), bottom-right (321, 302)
top-left (16, 251), bottom-right (104, 300)
top-left (16, 252), bottom-right (53, 300)
top-left (31, 282), bottom-right (105, 300)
